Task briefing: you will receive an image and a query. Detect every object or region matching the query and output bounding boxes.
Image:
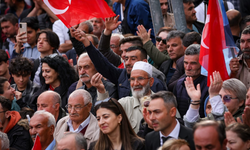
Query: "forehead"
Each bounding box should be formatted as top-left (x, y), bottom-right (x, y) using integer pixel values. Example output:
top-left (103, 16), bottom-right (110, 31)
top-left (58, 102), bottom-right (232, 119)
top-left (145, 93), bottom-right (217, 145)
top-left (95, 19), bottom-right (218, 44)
top-left (158, 32), bottom-right (168, 38)
top-left (184, 54), bottom-right (199, 62)
top-left (194, 126), bottom-right (218, 141)
top-left (120, 42), bottom-right (133, 51)
top-left (42, 63), bottom-right (52, 69)
top-left (126, 49), bottom-right (141, 57)
top-left (38, 33), bottom-right (47, 39)
top-left (1, 21), bottom-right (13, 27)
top-left (167, 37), bottom-right (182, 44)
top-left (91, 18), bottom-right (103, 23)
top-left (241, 33), bottom-right (250, 40)
top-left (78, 55), bottom-right (92, 66)
top-left (159, 0), bottom-right (167, 3)
top-left (37, 94), bottom-right (54, 104)
top-left (3, 81), bottom-right (9, 89)
top-left (111, 36), bottom-right (120, 42)
top-left (30, 114), bottom-right (48, 126)
top-left (148, 98), bottom-right (167, 111)
top-left (219, 88), bottom-right (235, 97)
top-left (131, 69), bottom-right (148, 77)
top-left (183, 2), bottom-right (194, 9)
top-left (68, 95), bottom-right (84, 105)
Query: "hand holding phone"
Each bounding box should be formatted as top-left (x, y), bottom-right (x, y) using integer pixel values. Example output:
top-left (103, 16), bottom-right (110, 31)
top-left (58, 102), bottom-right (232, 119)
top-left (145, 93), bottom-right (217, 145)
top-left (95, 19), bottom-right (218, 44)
top-left (18, 22), bottom-right (27, 43)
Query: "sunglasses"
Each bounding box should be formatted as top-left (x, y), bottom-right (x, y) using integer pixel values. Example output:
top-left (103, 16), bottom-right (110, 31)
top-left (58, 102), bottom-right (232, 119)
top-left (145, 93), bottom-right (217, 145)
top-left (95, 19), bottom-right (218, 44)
top-left (222, 95), bottom-right (238, 103)
top-left (156, 36), bottom-right (167, 44)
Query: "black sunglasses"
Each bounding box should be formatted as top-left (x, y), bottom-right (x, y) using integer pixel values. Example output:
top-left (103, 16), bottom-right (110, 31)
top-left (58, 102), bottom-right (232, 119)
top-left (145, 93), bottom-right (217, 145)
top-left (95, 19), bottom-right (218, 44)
top-left (156, 36), bottom-right (167, 44)
top-left (222, 95), bottom-right (238, 103)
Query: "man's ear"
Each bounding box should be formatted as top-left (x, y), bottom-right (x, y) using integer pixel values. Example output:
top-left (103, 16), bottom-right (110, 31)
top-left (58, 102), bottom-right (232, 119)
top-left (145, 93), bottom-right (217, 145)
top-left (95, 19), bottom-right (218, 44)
top-left (55, 103), bottom-right (60, 111)
top-left (5, 111), bottom-right (11, 119)
top-left (169, 107), bottom-right (176, 117)
top-left (149, 77), bottom-right (154, 87)
top-left (6, 60), bottom-right (9, 67)
top-left (50, 125), bottom-right (55, 135)
top-left (142, 59), bottom-right (147, 62)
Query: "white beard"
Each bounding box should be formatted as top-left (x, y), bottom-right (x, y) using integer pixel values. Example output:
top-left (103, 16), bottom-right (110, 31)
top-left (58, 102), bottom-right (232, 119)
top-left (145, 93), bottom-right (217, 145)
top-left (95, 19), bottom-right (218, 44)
top-left (131, 82), bottom-right (151, 99)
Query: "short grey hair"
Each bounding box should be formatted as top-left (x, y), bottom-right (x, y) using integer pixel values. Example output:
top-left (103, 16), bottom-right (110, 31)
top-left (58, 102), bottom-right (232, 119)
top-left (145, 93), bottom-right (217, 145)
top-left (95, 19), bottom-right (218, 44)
top-left (62, 132), bottom-right (87, 150)
top-left (69, 89), bottom-right (92, 104)
top-left (222, 78), bottom-right (247, 102)
top-left (111, 33), bottom-right (124, 41)
top-left (40, 91), bottom-right (61, 106)
top-left (185, 44), bottom-right (200, 55)
top-left (151, 91), bottom-right (178, 110)
top-left (33, 110), bottom-right (56, 127)
top-left (166, 30), bottom-right (185, 42)
top-left (79, 20), bottom-right (93, 33)
top-left (0, 132), bottom-right (9, 150)
top-left (77, 53), bottom-right (89, 65)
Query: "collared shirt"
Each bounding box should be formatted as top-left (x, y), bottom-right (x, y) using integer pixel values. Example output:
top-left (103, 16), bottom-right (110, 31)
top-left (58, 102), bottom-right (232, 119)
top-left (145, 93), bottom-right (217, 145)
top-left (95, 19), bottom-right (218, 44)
top-left (159, 119), bottom-right (180, 146)
top-left (22, 43), bottom-right (40, 59)
top-left (239, 58), bottom-right (250, 89)
top-left (45, 139), bottom-right (56, 150)
top-left (6, 38), bottom-right (15, 58)
top-left (67, 115), bottom-right (90, 133)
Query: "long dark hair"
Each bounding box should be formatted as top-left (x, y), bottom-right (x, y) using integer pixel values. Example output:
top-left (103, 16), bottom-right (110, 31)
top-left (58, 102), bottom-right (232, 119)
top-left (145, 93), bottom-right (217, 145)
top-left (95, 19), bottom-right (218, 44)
top-left (94, 98), bottom-right (143, 150)
top-left (41, 54), bottom-right (78, 90)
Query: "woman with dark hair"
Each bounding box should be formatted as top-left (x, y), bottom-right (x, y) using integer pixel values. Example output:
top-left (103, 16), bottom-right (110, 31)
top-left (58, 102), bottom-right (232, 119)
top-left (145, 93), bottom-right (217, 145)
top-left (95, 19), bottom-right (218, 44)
top-left (30, 54), bottom-right (78, 110)
top-left (89, 98), bottom-right (144, 150)
top-left (226, 123), bottom-right (250, 150)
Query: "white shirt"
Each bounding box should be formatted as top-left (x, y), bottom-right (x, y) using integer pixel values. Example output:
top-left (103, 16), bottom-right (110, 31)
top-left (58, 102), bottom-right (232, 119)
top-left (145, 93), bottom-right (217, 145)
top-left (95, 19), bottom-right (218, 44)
top-left (159, 119), bottom-right (180, 146)
top-left (67, 115), bottom-right (90, 133)
top-left (52, 20), bottom-right (70, 45)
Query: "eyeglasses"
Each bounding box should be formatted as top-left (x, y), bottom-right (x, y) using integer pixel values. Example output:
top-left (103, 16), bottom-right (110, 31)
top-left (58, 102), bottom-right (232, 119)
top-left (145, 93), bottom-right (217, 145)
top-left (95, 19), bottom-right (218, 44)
top-left (156, 36), bottom-right (166, 44)
top-left (128, 77), bottom-right (150, 82)
top-left (110, 44), bottom-right (119, 48)
top-left (65, 103), bottom-right (89, 111)
top-left (222, 95), bottom-right (238, 103)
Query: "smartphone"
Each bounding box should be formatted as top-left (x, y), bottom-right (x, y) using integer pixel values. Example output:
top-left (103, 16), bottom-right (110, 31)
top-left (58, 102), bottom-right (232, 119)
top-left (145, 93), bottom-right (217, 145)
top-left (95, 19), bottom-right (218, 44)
top-left (19, 22), bottom-right (27, 42)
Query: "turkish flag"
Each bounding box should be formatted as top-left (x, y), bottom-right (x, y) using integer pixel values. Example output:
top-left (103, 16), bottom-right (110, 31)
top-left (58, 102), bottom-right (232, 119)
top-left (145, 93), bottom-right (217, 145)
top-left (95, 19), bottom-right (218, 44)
top-left (43, 0), bottom-right (116, 28)
top-left (199, 0), bottom-right (238, 86)
top-left (32, 134), bottom-right (41, 150)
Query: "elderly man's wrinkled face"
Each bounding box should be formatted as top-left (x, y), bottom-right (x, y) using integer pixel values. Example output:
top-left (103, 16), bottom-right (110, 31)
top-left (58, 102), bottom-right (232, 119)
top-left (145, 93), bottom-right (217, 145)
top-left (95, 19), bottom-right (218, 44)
top-left (240, 33), bottom-right (250, 59)
top-left (67, 95), bottom-right (92, 124)
top-left (130, 70), bottom-right (153, 99)
top-left (90, 18), bottom-right (105, 37)
top-left (29, 114), bottom-right (54, 144)
top-left (77, 55), bottom-right (97, 84)
top-left (184, 54), bottom-right (201, 80)
top-left (37, 93), bottom-right (59, 118)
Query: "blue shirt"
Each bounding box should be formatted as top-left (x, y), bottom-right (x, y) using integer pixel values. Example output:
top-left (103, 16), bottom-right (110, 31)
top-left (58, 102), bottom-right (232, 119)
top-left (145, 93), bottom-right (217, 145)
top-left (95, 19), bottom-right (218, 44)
top-left (22, 43), bottom-right (40, 59)
top-left (45, 139), bottom-right (56, 150)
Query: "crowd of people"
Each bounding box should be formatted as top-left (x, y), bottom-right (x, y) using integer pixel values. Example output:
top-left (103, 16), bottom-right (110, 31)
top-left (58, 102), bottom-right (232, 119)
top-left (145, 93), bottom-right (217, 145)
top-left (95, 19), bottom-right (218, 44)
top-left (0, 0), bottom-right (250, 149)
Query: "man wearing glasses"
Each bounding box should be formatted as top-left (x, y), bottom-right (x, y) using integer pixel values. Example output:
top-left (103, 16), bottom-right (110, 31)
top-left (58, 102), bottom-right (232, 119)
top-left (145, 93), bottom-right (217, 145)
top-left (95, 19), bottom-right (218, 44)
top-left (54, 89), bottom-right (99, 149)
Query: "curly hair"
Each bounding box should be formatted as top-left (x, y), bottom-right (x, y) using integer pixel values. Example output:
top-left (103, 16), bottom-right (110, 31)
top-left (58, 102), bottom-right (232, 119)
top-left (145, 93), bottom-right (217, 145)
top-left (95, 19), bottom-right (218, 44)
top-left (9, 56), bottom-right (33, 76)
top-left (41, 54), bottom-right (78, 90)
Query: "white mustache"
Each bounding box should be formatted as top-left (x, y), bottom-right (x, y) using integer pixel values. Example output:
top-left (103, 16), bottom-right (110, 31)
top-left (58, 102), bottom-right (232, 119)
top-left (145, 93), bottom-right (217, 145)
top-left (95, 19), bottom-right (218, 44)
top-left (80, 74), bottom-right (89, 78)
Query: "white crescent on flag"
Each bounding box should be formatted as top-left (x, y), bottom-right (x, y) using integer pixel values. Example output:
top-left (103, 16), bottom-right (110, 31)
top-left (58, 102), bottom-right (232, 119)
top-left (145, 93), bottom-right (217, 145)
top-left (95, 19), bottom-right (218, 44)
top-left (201, 15), bottom-right (210, 49)
top-left (44, 0), bottom-right (71, 15)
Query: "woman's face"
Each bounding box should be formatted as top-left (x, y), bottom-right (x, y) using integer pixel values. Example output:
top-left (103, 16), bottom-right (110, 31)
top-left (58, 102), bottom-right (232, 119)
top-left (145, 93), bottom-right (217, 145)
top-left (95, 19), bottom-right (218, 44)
top-left (42, 63), bottom-right (60, 87)
top-left (96, 108), bottom-right (122, 135)
top-left (226, 131), bottom-right (250, 150)
top-left (219, 88), bottom-right (244, 115)
top-left (156, 31), bottom-right (168, 52)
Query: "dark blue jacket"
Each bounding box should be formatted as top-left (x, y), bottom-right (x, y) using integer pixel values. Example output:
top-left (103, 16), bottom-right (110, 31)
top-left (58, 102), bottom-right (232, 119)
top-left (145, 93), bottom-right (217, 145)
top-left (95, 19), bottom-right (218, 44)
top-left (174, 75), bottom-right (209, 118)
top-left (113, 0), bottom-right (155, 43)
top-left (85, 43), bottom-right (166, 99)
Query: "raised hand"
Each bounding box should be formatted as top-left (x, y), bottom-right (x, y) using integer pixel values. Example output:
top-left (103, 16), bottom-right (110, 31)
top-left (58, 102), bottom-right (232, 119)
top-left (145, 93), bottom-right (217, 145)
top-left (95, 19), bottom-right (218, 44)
top-left (209, 71), bottom-right (223, 98)
top-left (184, 77), bottom-right (201, 101)
top-left (224, 111), bottom-right (236, 126)
top-left (70, 28), bottom-right (90, 46)
top-left (104, 15), bottom-right (122, 35)
top-left (243, 107), bottom-right (250, 127)
top-left (91, 73), bottom-right (105, 93)
top-left (143, 108), bottom-right (153, 129)
top-left (137, 25), bottom-right (151, 44)
top-left (229, 58), bottom-right (240, 77)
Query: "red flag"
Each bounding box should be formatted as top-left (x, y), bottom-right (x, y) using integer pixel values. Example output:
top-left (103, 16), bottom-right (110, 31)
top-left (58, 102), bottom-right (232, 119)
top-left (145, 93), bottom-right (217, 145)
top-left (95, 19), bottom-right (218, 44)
top-left (43, 0), bottom-right (116, 28)
top-left (199, 0), bottom-right (230, 86)
top-left (32, 134), bottom-right (41, 150)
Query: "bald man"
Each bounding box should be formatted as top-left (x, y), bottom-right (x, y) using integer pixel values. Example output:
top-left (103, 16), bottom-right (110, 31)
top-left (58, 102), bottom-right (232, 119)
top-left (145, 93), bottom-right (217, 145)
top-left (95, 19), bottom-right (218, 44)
top-left (226, 9), bottom-right (242, 43)
top-left (37, 91), bottom-right (67, 123)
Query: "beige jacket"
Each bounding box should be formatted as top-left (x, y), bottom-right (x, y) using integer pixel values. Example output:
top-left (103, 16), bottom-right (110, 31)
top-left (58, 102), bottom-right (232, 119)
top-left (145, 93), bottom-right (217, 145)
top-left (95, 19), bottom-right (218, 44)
top-left (54, 113), bottom-right (99, 148)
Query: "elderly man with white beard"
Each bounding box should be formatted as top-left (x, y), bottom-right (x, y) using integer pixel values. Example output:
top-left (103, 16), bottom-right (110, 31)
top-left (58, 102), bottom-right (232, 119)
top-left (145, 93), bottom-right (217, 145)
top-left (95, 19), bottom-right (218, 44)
top-left (92, 61), bottom-right (154, 133)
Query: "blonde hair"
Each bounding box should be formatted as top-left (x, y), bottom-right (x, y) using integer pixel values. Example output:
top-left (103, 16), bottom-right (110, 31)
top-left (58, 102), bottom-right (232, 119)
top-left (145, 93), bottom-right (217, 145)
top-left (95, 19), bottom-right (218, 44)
top-left (158, 139), bottom-right (190, 150)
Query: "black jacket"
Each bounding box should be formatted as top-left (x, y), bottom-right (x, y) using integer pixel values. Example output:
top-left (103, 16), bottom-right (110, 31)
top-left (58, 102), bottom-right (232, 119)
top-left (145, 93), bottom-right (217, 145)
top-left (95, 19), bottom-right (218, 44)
top-left (7, 123), bottom-right (33, 150)
top-left (145, 124), bottom-right (195, 150)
